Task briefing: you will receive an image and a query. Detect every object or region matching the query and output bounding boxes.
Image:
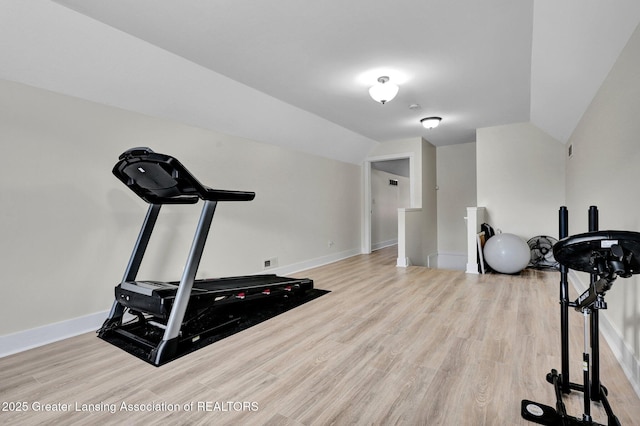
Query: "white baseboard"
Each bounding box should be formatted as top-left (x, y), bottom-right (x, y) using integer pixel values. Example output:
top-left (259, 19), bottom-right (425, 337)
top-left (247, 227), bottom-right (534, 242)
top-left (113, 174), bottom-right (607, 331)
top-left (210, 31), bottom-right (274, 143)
top-left (0, 310), bottom-right (108, 358)
top-left (372, 239), bottom-right (398, 251)
top-left (568, 270), bottom-right (640, 398)
top-left (1, 249), bottom-right (362, 358)
top-left (397, 257), bottom-right (410, 267)
top-left (396, 251), bottom-right (467, 270)
top-left (434, 252), bottom-right (467, 271)
top-left (264, 248), bottom-right (361, 276)
top-left (426, 252), bottom-right (437, 268)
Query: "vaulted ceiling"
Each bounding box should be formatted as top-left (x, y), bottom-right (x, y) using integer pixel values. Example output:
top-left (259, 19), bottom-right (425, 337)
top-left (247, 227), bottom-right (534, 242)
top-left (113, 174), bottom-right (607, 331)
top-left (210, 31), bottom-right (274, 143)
top-left (1, 1), bottom-right (639, 164)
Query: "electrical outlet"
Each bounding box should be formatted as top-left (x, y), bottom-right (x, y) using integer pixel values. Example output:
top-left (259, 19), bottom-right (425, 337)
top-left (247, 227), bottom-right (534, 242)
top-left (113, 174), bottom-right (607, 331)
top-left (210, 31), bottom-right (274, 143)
top-left (263, 257), bottom-right (278, 269)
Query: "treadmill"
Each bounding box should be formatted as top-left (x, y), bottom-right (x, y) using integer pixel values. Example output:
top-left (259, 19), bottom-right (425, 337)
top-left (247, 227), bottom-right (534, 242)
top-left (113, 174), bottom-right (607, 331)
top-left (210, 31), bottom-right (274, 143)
top-left (98, 147), bottom-right (313, 365)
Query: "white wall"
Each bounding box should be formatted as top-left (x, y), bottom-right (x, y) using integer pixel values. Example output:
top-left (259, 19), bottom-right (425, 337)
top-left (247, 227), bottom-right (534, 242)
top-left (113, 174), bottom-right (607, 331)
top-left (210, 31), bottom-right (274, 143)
top-left (0, 1), bottom-right (377, 165)
top-left (397, 208), bottom-right (424, 267)
top-left (437, 142), bottom-right (477, 256)
top-left (371, 169), bottom-right (410, 249)
top-left (476, 122), bottom-right (565, 240)
top-left (565, 22), bottom-right (640, 386)
top-left (0, 79), bottom-right (362, 336)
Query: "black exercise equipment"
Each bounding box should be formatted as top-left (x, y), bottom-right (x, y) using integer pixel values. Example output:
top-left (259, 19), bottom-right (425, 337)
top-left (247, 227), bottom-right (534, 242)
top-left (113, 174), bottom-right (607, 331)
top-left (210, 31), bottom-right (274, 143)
top-left (522, 205), bottom-right (640, 425)
top-left (98, 148), bottom-right (314, 366)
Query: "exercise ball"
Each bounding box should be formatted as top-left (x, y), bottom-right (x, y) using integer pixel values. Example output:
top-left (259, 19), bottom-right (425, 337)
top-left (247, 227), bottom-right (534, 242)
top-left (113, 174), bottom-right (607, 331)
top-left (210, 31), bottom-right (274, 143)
top-left (483, 233), bottom-right (530, 274)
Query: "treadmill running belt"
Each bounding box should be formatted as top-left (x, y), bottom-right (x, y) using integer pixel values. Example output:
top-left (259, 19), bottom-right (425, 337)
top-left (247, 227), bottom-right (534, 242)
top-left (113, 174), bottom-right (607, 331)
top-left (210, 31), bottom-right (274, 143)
top-left (100, 288), bottom-right (329, 366)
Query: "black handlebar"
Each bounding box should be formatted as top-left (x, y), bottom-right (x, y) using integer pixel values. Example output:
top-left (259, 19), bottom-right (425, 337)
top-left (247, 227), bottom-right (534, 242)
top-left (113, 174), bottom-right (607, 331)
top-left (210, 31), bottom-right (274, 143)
top-left (113, 148), bottom-right (256, 204)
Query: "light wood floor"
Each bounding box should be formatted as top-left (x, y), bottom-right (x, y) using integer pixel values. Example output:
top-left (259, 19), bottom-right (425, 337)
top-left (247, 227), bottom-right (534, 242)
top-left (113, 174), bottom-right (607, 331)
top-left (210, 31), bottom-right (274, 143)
top-left (1, 246), bottom-right (639, 425)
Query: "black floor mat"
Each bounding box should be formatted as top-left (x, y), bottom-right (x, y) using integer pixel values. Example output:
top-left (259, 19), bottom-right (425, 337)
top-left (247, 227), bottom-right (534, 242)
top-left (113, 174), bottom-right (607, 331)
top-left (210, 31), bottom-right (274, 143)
top-left (99, 289), bottom-right (329, 366)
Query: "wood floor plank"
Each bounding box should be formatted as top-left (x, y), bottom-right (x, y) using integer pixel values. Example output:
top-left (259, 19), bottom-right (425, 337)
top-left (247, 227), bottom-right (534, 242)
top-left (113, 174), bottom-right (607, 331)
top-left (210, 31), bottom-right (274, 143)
top-left (1, 246), bottom-right (638, 425)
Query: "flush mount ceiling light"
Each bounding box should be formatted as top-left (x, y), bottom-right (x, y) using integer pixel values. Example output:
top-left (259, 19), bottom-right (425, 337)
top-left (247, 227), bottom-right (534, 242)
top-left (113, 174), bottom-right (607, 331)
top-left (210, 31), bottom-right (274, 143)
top-left (420, 116), bottom-right (442, 129)
top-left (369, 76), bottom-right (399, 104)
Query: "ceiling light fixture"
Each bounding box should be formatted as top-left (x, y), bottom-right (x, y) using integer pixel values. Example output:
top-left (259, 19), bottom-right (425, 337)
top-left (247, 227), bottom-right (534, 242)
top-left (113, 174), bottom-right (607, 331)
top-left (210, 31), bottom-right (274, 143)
top-left (420, 117), bottom-right (442, 129)
top-left (369, 76), bottom-right (399, 104)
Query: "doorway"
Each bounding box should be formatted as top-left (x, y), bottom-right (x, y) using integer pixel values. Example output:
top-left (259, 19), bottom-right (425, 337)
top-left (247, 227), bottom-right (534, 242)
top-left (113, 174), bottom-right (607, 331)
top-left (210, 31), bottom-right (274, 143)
top-left (362, 153), bottom-right (415, 254)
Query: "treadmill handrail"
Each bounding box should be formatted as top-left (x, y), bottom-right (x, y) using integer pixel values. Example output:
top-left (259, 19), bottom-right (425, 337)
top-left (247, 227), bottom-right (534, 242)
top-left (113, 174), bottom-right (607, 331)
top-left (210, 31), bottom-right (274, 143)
top-left (113, 147), bottom-right (255, 204)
